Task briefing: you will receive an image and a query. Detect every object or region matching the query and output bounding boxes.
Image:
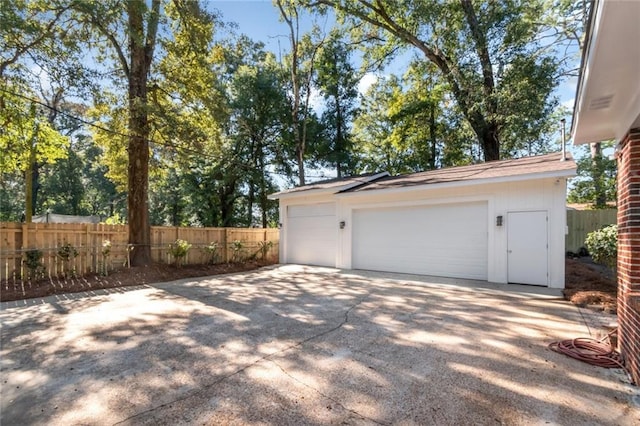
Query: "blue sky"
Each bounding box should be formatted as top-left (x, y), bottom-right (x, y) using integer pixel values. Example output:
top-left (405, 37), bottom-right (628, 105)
top-left (208, 1), bottom-right (578, 104)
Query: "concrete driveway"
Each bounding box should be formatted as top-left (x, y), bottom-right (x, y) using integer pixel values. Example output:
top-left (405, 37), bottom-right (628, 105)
top-left (1, 265), bottom-right (638, 425)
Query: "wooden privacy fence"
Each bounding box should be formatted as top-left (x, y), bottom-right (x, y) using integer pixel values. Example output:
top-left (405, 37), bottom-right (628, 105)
top-left (565, 209), bottom-right (617, 253)
top-left (0, 222), bottom-right (279, 281)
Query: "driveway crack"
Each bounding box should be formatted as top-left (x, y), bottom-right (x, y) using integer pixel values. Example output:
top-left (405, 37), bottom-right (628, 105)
top-left (112, 295), bottom-right (369, 425)
top-left (269, 357), bottom-right (388, 426)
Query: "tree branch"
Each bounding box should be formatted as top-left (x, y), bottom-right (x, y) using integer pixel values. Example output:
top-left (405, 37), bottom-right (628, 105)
top-left (88, 14), bottom-right (130, 79)
top-left (144, 0), bottom-right (161, 71)
top-left (0, 6), bottom-right (69, 77)
top-left (460, 0), bottom-right (495, 110)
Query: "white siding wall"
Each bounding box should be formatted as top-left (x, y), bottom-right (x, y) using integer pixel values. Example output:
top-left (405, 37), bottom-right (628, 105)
top-left (335, 177), bottom-right (567, 288)
top-left (278, 177), bottom-right (568, 288)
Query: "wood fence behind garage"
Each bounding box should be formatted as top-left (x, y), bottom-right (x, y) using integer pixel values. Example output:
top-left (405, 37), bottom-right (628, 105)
top-left (0, 222), bottom-right (279, 281)
top-left (565, 209), bottom-right (617, 253)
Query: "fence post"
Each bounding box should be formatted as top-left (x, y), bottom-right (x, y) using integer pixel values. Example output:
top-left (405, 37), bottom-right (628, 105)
top-left (223, 228), bottom-right (229, 262)
top-left (21, 222), bottom-right (28, 279)
top-left (85, 223), bottom-right (90, 274)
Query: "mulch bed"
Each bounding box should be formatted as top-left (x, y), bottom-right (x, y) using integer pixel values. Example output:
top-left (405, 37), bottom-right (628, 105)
top-left (0, 261), bottom-right (270, 303)
top-left (564, 258), bottom-right (617, 313)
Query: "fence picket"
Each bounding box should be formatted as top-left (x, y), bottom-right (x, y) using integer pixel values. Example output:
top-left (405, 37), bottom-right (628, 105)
top-left (0, 223), bottom-right (279, 281)
top-left (565, 209), bottom-right (617, 253)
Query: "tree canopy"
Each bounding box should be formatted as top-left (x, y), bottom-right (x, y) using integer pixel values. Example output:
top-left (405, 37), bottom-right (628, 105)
top-left (0, 0), bottom-right (588, 252)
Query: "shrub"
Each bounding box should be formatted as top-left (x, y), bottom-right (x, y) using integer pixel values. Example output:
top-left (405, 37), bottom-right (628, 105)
top-left (57, 242), bottom-right (79, 277)
top-left (204, 241), bottom-right (220, 264)
top-left (168, 239), bottom-right (192, 267)
top-left (584, 224), bottom-right (617, 270)
top-left (258, 240), bottom-right (273, 261)
top-left (101, 240), bottom-right (112, 276)
top-left (230, 240), bottom-right (244, 263)
top-left (23, 249), bottom-right (45, 280)
top-left (57, 242), bottom-right (78, 261)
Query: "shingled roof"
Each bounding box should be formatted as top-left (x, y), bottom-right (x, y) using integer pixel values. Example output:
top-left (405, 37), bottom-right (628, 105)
top-left (268, 172), bottom-right (389, 198)
top-left (343, 152), bottom-right (575, 193)
top-left (268, 152), bottom-right (576, 199)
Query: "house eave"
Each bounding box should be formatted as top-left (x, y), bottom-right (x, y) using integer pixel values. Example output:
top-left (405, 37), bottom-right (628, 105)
top-left (571, 0), bottom-right (640, 145)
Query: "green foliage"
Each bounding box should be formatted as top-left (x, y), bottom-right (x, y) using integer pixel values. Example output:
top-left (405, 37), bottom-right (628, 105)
top-left (168, 239), bottom-right (192, 267)
top-left (0, 172), bottom-right (24, 221)
top-left (104, 213), bottom-right (126, 225)
top-left (568, 143), bottom-right (617, 208)
top-left (57, 241), bottom-right (78, 277)
top-left (57, 242), bottom-right (78, 261)
top-left (354, 75), bottom-right (450, 174)
top-left (314, 31), bottom-right (359, 176)
top-left (230, 240), bottom-right (244, 263)
top-left (320, 0), bottom-right (565, 161)
top-left (258, 240), bottom-right (274, 261)
top-left (23, 249), bottom-right (45, 280)
top-left (584, 225), bottom-right (617, 270)
top-left (204, 241), bottom-right (220, 265)
top-left (0, 85), bottom-right (69, 174)
top-left (0, 0), bottom-right (582, 231)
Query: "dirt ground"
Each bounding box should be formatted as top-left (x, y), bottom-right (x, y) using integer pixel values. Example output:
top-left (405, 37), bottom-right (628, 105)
top-left (0, 261), bottom-right (271, 303)
top-left (564, 257), bottom-right (617, 313)
top-left (1, 258), bottom-right (617, 311)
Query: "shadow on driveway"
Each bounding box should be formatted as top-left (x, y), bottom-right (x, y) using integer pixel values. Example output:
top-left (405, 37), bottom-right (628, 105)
top-left (1, 265), bottom-right (638, 425)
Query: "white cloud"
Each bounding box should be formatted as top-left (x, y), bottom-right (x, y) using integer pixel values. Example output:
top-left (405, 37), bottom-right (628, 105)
top-left (308, 87), bottom-right (325, 115)
top-left (357, 73), bottom-right (378, 95)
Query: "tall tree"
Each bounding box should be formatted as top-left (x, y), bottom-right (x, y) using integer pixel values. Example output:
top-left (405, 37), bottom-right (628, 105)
top-left (317, 0), bottom-right (559, 161)
top-left (353, 76), bottom-right (416, 175)
top-left (73, 0), bottom-right (161, 265)
top-left (275, 0), bottom-right (326, 185)
top-left (229, 55), bottom-right (288, 227)
top-left (0, 87), bottom-right (68, 221)
top-left (315, 31), bottom-right (359, 177)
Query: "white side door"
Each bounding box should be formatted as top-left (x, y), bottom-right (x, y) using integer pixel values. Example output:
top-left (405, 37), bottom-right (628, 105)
top-left (507, 211), bottom-right (548, 286)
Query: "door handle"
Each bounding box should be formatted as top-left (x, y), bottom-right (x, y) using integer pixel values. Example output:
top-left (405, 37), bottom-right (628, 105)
top-left (507, 250), bottom-right (512, 253)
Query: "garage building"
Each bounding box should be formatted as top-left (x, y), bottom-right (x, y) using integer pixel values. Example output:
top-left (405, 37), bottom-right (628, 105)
top-left (269, 152), bottom-right (576, 288)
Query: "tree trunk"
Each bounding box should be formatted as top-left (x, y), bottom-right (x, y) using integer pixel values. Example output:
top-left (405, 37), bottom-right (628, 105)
top-left (336, 100), bottom-right (343, 178)
top-left (428, 103), bottom-right (437, 169)
top-left (25, 157), bottom-right (34, 223)
top-left (126, 0), bottom-right (158, 266)
top-left (247, 182), bottom-right (255, 227)
top-left (258, 153), bottom-right (268, 228)
top-left (31, 163), bottom-right (40, 216)
top-left (591, 142), bottom-right (606, 207)
top-left (296, 147), bottom-right (305, 185)
top-left (479, 122), bottom-right (500, 161)
top-left (220, 186), bottom-right (235, 227)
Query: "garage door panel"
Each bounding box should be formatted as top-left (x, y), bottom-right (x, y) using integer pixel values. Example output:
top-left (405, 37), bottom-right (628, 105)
top-left (286, 203), bottom-right (336, 267)
top-left (352, 202), bottom-right (488, 280)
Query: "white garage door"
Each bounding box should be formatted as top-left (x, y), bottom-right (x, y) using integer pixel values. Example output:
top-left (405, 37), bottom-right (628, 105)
top-left (352, 202), bottom-right (488, 280)
top-left (286, 203), bottom-right (337, 267)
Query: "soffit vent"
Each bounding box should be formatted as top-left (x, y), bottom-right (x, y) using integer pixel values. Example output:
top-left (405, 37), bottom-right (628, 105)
top-left (589, 94), bottom-right (614, 110)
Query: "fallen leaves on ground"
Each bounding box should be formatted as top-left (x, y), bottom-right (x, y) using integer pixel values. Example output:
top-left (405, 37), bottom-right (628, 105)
top-left (564, 258), bottom-right (617, 313)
